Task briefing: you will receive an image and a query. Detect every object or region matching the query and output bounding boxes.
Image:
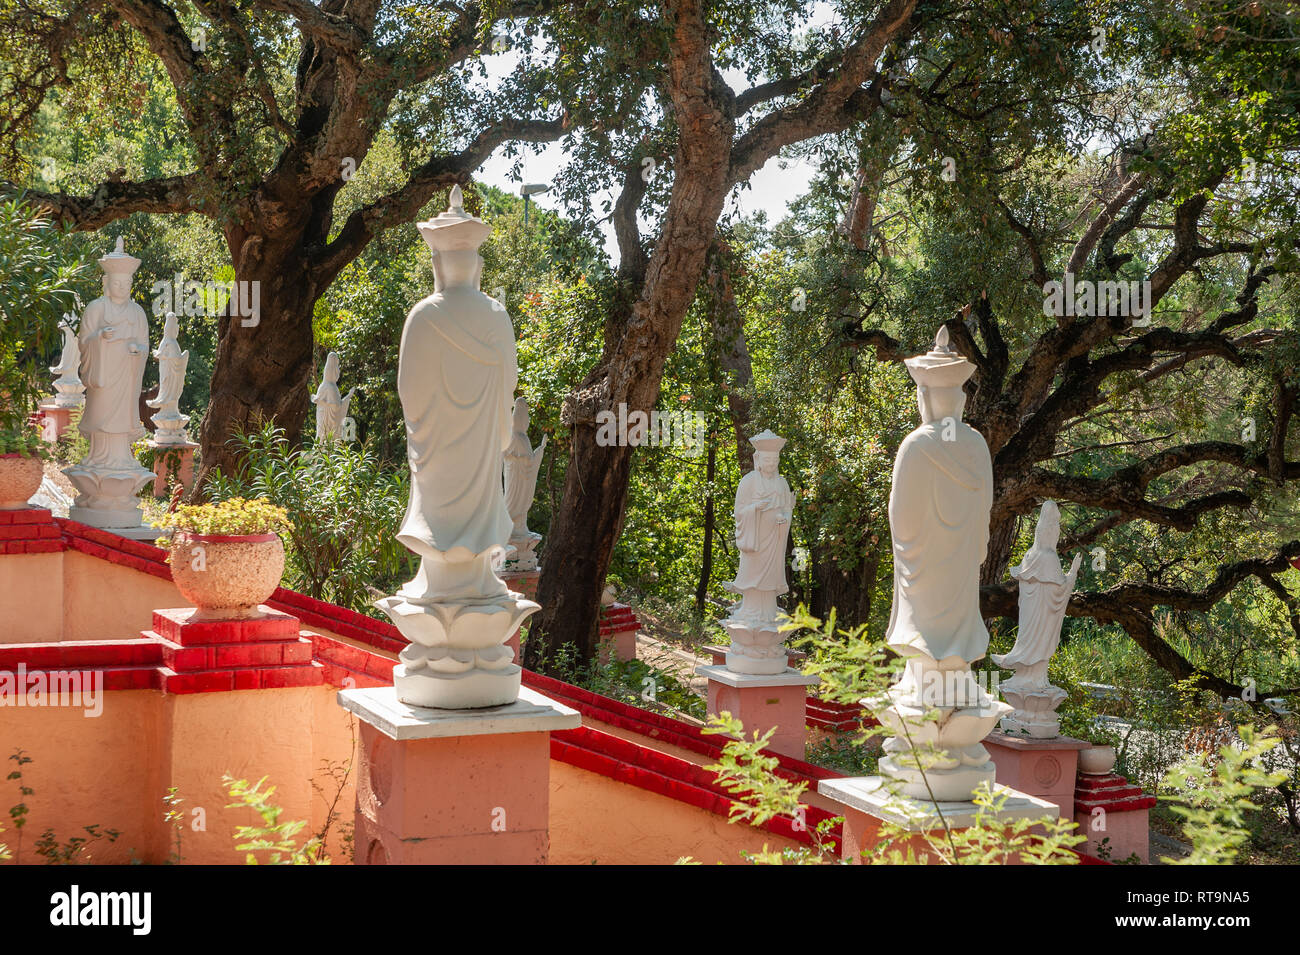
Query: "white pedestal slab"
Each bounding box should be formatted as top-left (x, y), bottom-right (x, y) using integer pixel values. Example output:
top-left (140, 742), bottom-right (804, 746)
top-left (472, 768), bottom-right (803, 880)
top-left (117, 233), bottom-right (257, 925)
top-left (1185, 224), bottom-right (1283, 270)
top-left (818, 775), bottom-right (1061, 863)
top-left (694, 664), bottom-right (819, 689)
top-left (819, 775), bottom-right (1059, 830)
top-left (338, 684), bottom-right (580, 740)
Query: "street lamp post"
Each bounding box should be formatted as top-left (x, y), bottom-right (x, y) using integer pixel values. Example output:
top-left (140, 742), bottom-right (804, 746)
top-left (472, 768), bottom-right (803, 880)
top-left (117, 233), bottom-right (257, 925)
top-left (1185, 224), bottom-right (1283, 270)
top-left (520, 182), bottom-right (550, 225)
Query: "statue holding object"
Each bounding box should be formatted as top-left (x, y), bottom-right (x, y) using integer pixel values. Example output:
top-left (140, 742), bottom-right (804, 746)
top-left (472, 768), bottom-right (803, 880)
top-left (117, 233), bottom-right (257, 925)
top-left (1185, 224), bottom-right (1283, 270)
top-left (146, 311), bottom-right (191, 446)
top-left (502, 396), bottom-right (547, 571)
top-left (311, 351), bottom-right (356, 443)
top-left (63, 238), bottom-right (154, 531)
top-left (49, 314), bottom-right (85, 408)
top-left (721, 430), bottom-right (796, 675)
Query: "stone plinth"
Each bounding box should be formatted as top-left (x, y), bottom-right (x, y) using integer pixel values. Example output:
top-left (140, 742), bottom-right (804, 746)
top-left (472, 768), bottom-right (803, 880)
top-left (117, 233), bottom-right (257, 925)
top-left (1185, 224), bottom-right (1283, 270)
top-left (339, 684), bottom-right (580, 865)
top-left (818, 775), bottom-right (1060, 864)
top-left (984, 732), bottom-right (1091, 818)
top-left (146, 606), bottom-right (324, 693)
top-left (1073, 772), bottom-right (1155, 864)
top-left (148, 439), bottom-right (198, 496)
top-left (696, 664), bottom-right (818, 759)
top-left (598, 602), bottom-right (639, 663)
top-left (38, 400), bottom-right (77, 443)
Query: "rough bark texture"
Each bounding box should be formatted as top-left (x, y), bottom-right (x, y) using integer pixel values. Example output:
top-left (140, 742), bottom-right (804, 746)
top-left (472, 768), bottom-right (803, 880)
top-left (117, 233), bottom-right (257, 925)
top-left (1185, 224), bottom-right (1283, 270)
top-left (705, 240), bottom-right (755, 473)
top-left (528, 0), bottom-right (737, 665)
top-left (810, 544), bottom-right (878, 630)
top-left (527, 0), bottom-right (921, 668)
top-left (17, 0), bottom-right (569, 485)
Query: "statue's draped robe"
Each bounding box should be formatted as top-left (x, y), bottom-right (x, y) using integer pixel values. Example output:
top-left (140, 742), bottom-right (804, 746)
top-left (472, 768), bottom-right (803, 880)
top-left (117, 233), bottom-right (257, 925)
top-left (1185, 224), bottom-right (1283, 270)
top-left (998, 547), bottom-right (1070, 670)
top-left (313, 381), bottom-right (345, 441)
top-left (398, 288), bottom-right (516, 563)
top-left (77, 297), bottom-right (148, 438)
top-left (732, 471), bottom-right (795, 594)
top-left (503, 434), bottom-right (544, 536)
top-left (151, 340), bottom-right (187, 407)
top-left (885, 421), bottom-right (994, 662)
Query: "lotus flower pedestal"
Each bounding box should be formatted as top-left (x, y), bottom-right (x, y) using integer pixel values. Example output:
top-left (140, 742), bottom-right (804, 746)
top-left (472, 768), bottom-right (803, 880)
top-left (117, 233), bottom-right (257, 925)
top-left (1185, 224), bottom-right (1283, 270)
top-left (64, 463), bottom-right (156, 539)
top-left (377, 587), bottom-right (539, 710)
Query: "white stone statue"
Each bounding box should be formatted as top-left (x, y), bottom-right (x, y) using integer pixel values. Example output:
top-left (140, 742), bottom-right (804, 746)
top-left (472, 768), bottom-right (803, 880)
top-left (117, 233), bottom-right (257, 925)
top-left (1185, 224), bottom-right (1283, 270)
top-left (63, 238), bottom-right (154, 531)
top-left (502, 396), bottom-right (547, 571)
top-left (992, 501), bottom-right (1081, 737)
top-left (873, 326), bottom-right (1011, 801)
top-left (49, 314), bottom-right (85, 408)
top-left (311, 351), bottom-right (355, 443)
top-left (376, 185), bottom-right (539, 709)
top-left (720, 430), bottom-right (795, 675)
top-left (145, 311), bottom-right (191, 445)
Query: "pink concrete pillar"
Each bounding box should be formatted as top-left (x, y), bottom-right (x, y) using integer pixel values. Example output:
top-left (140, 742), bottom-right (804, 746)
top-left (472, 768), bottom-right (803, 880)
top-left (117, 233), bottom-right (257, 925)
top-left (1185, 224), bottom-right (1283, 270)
top-left (696, 664), bottom-right (818, 759)
top-left (984, 732), bottom-right (1090, 818)
top-left (819, 776), bottom-right (1060, 865)
top-left (1073, 772), bottom-right (1155, 863)
top-left (148, 440), bottom-right (199, 497)
top-left (340, 685), bottom-right (580, 865)
top-left (37, 401), bottom-right (76, 443)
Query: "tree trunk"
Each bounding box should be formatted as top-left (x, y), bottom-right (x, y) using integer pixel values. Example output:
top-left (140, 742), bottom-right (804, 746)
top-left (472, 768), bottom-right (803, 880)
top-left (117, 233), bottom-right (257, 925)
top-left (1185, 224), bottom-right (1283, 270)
top-left (195, 238), bottom-right (318, 486)
top-left (525, 420), bottom-right (637, 666)
top-left (981, 511), bottom-right (1019, 587)
top-left (810, 544), bottom-right (878, 630)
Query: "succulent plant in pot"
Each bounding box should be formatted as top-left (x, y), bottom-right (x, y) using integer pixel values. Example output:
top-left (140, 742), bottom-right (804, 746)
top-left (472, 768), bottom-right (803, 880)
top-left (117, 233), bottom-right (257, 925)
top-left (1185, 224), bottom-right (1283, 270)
top-left (0, 424), bottom-right (52, 509)
top-left (153, 497), bottom-right (291, 620)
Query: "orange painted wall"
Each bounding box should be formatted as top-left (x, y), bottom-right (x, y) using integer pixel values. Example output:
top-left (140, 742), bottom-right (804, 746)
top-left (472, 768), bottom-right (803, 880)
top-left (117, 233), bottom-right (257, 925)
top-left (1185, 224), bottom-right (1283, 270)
top-left (548, 760), bottom-right (806, 864)
top-left (0, 552), bottom-right (65, 644)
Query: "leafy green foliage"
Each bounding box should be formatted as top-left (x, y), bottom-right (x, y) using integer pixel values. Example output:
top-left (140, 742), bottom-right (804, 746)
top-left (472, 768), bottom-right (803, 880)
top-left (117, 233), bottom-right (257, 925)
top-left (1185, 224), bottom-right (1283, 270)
top-left (698, 607), bottom-right (1083, 864)
top-left (152, 495), bottom-right (289, 536)
top-left (204, 424), bottom-right (413, 613)
top-left (1160, 723), bottom-right (1287, 864)
top-left (0, 197), bottom-right (87, 436)
top-left (222, 775), bottom-right (328, 865)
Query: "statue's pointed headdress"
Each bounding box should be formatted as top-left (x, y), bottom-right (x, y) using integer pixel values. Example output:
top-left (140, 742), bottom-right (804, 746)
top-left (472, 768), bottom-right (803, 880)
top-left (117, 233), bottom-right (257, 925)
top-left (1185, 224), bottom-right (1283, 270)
top-left (904, 326), bottom-right (975, 388)
top-left (749, 429), bottom-right (786, 453)
top-left (98, 236), bottom-right (141, 275)
top-left (417, 185), bottom-right (492, 253)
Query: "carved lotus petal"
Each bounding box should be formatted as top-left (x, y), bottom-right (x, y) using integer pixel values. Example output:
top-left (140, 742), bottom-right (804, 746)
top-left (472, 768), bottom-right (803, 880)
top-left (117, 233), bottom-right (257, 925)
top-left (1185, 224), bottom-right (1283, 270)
top-left (938, 702), bottom-right (1012, 748)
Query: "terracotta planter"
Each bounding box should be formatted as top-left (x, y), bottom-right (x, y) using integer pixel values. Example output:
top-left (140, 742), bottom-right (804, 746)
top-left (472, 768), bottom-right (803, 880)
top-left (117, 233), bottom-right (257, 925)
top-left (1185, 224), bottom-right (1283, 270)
top-left (1078, 744), bottom-right (1117, 776)
top-left (169, 531), bottom-right (285, 619)
top-left (0, 453), bottom-right (44, 509)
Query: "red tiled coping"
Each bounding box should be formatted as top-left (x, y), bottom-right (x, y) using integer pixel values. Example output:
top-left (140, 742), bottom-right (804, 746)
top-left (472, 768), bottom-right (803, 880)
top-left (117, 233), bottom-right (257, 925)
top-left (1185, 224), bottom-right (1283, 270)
top-left (1074, 772), bottom-right (1157, 813)
top-left (598, 602), bottom-right (639, 637)
top-left (552, 725), bottom-right (842, 850)
top-left (807, 696), bottom-right (875, 732)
